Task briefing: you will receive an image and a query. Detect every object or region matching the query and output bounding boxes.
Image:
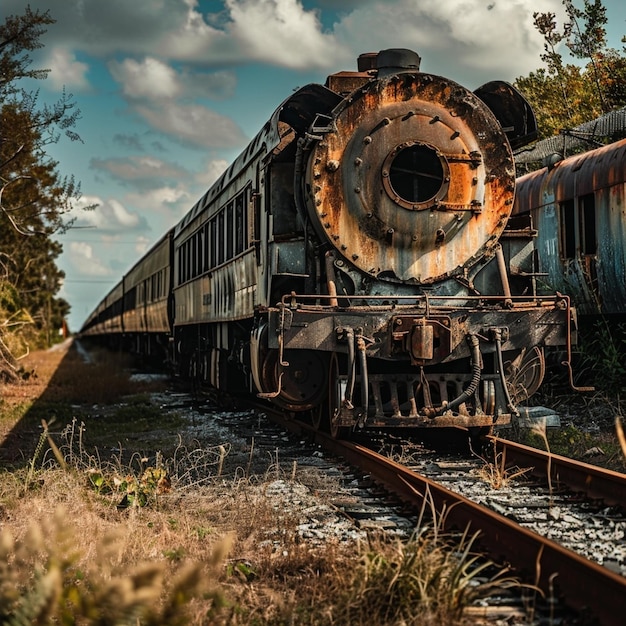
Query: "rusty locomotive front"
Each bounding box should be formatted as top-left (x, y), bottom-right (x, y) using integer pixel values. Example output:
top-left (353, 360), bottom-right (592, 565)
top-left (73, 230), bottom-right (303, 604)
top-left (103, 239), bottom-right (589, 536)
top-left (81, 49), bottom-right (577, 437)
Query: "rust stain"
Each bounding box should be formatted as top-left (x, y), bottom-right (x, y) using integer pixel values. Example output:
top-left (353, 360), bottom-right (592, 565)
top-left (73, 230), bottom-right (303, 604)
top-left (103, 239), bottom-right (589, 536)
top-left (307, 72), bottom-right (514, 284)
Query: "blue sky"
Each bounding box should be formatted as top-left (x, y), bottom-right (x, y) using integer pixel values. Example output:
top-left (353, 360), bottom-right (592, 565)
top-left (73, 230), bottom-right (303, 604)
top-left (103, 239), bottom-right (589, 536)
top-left (3, 0), bottom-right (625, 331)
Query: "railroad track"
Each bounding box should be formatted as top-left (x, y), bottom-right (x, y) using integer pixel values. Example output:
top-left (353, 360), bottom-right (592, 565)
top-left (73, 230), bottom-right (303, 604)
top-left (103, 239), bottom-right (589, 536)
top-left (266, 410), bottom-right (626, 625)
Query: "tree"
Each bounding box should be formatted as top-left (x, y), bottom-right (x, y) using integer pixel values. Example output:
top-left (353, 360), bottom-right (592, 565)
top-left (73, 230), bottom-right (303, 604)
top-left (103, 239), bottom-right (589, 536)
top-left (514, 0), bottom-right (626, 141)
top-left (0, 7), bottom-right (87, 380)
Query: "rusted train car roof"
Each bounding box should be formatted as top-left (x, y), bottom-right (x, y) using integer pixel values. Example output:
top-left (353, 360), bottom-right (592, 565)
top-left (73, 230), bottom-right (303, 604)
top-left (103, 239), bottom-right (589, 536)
top-left (513, 138), bottom-right (626, 213)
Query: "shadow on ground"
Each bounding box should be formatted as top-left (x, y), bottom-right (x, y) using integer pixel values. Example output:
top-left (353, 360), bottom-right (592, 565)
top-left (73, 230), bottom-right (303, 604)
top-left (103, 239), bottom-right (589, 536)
top-left (0, 339), bottom-right (171, 469)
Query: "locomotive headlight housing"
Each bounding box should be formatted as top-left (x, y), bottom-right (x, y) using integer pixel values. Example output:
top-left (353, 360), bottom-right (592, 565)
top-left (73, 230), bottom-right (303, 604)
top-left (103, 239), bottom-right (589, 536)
top-left (381, 141), bottom-right (450, 210)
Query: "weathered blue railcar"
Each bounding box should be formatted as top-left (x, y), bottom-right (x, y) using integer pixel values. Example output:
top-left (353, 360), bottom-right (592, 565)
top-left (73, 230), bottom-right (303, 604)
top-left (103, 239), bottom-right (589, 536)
top-left (513, 138), bottom-right (626, 318)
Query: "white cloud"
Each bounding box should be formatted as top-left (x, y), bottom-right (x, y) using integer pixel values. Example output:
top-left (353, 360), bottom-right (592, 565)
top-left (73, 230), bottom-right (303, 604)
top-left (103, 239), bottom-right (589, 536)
top-left (223, 0), bottom-right (342, 68)
top-left (134, 101), bottom-right (247, 148)
top-left (332, 0), bottom-right (566, 85)
top-left (197, 159), bottom-right (229, 187)
top-left (7, 0), bottom-right (344, 70)
top-left (90, 155), bottom-right (189, 185)
top-left (45, 47), bottom-right (90, 90)
top-left (109, 57), bottom-right (182, 100)
top-left (66, 241), bottom-right (110, 276)
top-left (126, 186), bottom-right (190, 212)
top-left (2, 0), bottom-right (579, 83)
top-left (71, 195), bottom-right (146, 233)
top-left (134, 236), bottom-right (152, 256)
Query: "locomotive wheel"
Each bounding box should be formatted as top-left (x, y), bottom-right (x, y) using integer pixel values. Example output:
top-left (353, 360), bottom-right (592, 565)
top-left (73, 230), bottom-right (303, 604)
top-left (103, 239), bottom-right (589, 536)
top-left (311, 398), bottom-right (327, 431)
top-left (311, 353), bottom-right (350, 438)
top-left (261, 349), bottom-right (327, 412)
top-left (505, 346), bottom-right (545, 403)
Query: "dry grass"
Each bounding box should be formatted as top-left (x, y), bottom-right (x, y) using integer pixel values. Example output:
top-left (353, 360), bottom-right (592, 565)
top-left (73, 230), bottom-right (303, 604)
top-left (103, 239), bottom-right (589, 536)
top-left (0, 340), bottom-right (531, 624)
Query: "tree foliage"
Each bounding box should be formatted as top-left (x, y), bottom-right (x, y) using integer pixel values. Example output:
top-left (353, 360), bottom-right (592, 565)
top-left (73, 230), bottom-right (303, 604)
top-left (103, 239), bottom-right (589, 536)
top-left (1, 7), bottom-right (86, 380)
top-left (514, 0), bottom-right (626, 141)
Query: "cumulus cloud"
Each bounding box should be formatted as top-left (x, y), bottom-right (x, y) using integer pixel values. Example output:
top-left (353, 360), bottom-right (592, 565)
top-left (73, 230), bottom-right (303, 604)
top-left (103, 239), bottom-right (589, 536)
top-left (134, 101), bottom-right (247, 149)
top-left (71, 195), bottom-right (148, 234)
top-left (332, 0), bottom-right (565, 85)
top-left (108, 56), bottom-right (237, 103)
top-left (105, 55), bottom-right (245, 149)
top-left (7, 0), bottom-right (572, 82)
top-left (197, 159), bottom-right (229, 187)
top-left (44, 47), bottom-right (90, 90)
top-left (222, 0), bottom-right (342, 68)
top-left (125, 186), bottom-right (191, 214)
top-left (7, 0), bottom-right (343, 70)
top-left (90, 155), bottom-right (189, 187)
top-left (109, 57), bottom-right (181, 100)
top-left (66, 241), bottom-right (110, 277)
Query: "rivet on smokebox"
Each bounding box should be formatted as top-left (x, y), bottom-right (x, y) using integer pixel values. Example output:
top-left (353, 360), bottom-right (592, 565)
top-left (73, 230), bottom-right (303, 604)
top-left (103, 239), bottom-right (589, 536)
top-left (326, 160), bottom-right (340, 172)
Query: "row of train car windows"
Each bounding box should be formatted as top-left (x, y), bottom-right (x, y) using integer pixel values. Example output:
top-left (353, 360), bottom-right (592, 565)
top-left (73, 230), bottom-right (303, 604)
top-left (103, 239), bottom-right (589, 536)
top-left (124, 268), bottom-right (169, 309)
top-left (559, 193), bottom-right (597, 259)
top-left (91, 267), bottom-right (169, 326)
top-left (177, 188), bottom-right (250, 285)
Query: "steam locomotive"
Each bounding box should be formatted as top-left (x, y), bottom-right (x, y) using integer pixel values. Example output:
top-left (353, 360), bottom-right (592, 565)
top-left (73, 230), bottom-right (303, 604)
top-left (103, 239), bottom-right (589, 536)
top-left (81, 49), bottom-right (577, 437)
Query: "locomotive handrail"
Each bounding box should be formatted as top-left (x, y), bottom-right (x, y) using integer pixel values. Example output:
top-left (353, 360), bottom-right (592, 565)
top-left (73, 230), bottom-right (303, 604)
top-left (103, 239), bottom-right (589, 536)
top-left (279, 292), bottom-right (569, 309)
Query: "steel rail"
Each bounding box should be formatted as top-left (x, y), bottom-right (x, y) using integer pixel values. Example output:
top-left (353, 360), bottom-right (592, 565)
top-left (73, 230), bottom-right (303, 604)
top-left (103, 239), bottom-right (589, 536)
top-left (493, 436), bottom-right (626, 508)
top-left (318, 434), bottom-right (626, 626)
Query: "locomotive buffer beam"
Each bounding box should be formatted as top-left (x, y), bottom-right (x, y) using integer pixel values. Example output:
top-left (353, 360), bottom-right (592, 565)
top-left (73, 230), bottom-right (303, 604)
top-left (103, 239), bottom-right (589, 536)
top-left (266, 297), bottom-right (569, 428)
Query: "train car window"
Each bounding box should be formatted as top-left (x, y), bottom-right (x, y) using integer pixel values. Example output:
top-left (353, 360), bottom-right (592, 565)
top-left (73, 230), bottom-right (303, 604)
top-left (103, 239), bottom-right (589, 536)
top-left (180, 243), bottom-right (185, 283)
top-left (244, 188), bottom-right (251, 249)
top-left (218, 211), bottom-right (225, 265)
top-left (226, 201), bottom-right (234, 260)
top-left (198, 230), bottom-right (204, 275)
top-left (559, 199), bottom-right (576, 259)
top-left (191, 232), bottom-right (198, 278)
top-left (124, 287), bottom-right (136, 311)
top-left (235, 194), bottom-right (244, 254)
top-left (183, 240), bottom-right (190, 282)
top-left (186, 239), bottom-right (192, 281)
top-left (579, 193), bottom-right (597, 255)
top-left (253, 191), bottom-right (261, 264)
top-left (203, 223), bottom-right (209, 272)
top-left (210, 218), bottom-right (217, 268)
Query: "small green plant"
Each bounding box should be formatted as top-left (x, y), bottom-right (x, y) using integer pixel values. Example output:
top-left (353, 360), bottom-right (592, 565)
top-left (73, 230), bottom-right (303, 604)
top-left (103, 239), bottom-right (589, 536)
top-left (89, 465), bottom-right (172, 508)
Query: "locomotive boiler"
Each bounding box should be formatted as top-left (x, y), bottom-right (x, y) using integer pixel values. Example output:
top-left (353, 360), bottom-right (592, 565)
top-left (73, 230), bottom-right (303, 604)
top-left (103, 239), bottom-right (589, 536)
top-left (81, 49), bottom-right (577, 437)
